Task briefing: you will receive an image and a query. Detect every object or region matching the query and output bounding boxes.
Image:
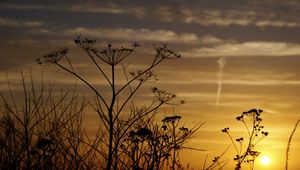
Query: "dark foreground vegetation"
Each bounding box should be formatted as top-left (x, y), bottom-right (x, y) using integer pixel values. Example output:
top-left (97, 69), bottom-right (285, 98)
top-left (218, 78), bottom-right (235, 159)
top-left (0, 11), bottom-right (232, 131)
top-left (0, 37), bottom-right (298, 170)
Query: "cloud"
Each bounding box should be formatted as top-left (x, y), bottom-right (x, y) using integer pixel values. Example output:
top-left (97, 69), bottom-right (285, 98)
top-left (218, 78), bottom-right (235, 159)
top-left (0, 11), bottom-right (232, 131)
top-left (69, 3), bottom-right (125, 14)
top-left (183, 42), bottom-right (300, 57)
top-left (157, 69), bottom-right (300, 87)
top-left (0, 2), bottom-right (144, 16)
top-left (185, 78), bottom-right (300, 87)
top-left (199, 35), bottom-right (225, 45)
top-left (177, 92), bottom-right (263, 100)
top-left (2, 1), bottom-right (300, 28)
top-left (156, 6), bottom-right (174, 22)
top-left (67, 27), bottom-right (200, 43)
top-left (145, 3), bottom-right (299, 28)
top-left (0, 3), bottom-right (55, 10)
top-left (222, 79), bottom-right (300, 86)
top-left (69, 3), bottom-right (147, 18)
top-left (255, 20), bottom-right (298, 28)
top-left (26, 24), bottom-right (225, 45)
top-left (0, 17), bottom-right (43, 27)
top-left (180, 8), bottom-right (300, 28)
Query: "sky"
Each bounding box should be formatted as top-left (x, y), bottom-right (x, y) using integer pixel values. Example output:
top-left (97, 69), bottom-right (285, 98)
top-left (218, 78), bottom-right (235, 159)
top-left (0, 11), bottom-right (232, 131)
top-left (1, 0), bottom-right (300, 169)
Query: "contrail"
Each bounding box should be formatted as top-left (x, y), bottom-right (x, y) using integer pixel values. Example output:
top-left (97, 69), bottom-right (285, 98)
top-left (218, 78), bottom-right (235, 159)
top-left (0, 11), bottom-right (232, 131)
top-left (216, 57), bottom-right (226, 110)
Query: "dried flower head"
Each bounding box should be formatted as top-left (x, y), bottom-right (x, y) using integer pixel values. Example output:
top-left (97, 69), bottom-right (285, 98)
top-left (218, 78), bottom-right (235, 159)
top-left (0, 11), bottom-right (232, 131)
top-left (152, 88), bottom-right (176, 103)
top-left (155, 43), bottom-right (181, 60)
top-left (74, 36), bottom-right (96, 49)
top-left (92, 43), bottom-right (136, 65)
top-left (130, 70), bottom-right (156, 82)
top-left (236, 137), bottom-right (243, 142)
top-left (36, 47), bottom-right (68, 65)
top-left (162, 115), bottom-right (182, 123)
top-left (221, 127), bottom-right (229, 133)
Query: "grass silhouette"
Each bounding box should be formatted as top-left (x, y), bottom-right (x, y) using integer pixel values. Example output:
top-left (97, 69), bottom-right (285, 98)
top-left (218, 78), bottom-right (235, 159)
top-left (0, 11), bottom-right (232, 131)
top-left (285, 119), bottom-right (300, 170)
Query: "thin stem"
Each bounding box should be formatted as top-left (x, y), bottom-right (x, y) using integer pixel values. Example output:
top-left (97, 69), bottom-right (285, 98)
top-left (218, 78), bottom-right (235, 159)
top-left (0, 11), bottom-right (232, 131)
top-left (242, 119), bottom-right (251, 137)
top-left (55, 62), bottom-right (109, 110)
top-left (286, 119), bottom-right (300, 170)
top-left (86, 50), bottom-right (112, 86)
top-left (226, 133), bottom-right (239, 155)
top-left (113, 81), bottom-right (143, 123)
top-left (107, 65), bottom-right (116, 170)
top-left (116, 57), bottom-right (164, 96)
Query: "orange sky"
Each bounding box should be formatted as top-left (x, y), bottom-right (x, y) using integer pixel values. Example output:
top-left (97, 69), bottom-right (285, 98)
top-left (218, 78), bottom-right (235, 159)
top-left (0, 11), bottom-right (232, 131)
top-left (1, 0), bottom-right (300, 169)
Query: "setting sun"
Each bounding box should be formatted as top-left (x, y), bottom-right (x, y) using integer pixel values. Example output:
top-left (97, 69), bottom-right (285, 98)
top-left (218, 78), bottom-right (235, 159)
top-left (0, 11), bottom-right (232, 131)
top-left (260, 155), bottom-right (271, 166)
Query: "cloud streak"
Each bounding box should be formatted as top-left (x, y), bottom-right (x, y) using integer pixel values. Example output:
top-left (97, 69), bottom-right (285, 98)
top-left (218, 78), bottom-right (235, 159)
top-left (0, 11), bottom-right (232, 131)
top-left (67, 27), bottom-right (200, 43)
top-left (1, 1), bottom-right (299, 28)
top-left (183, 42), bottom-right (300, 57)
top-left (0, 2), bottom-right (145, 17)
top-left (216, 58), bottom-right (226, 110)
top-left (180, 8), bottom-right (300, 28)
top-left (0, 17), bottom-right (43, 27)
top-left (157, 70), bottom-right (300, 86)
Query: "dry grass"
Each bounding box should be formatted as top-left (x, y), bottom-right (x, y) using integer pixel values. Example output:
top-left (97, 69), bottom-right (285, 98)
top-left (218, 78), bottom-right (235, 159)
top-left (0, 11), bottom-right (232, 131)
top-left (285, 119), bottom-right (300, 170)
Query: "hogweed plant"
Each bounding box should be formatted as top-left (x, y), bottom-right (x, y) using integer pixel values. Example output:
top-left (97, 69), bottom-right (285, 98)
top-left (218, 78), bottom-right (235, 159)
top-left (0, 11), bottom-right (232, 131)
top-left (222, 109), bottom-right (268, 170)
top-left (36, 36), bottom-right (186, 170)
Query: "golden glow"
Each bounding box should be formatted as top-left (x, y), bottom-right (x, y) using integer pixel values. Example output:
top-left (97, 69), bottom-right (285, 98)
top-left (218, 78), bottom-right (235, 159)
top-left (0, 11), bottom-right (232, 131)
top-left (260, 155), bottom-right (271, 166)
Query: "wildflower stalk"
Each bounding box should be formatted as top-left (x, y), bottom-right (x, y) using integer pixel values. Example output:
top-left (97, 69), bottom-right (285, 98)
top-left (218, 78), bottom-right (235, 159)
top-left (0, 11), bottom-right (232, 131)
top-left (222, 109), bottom-right (268, 170)
top-left (37, 37), bottom-right (183, 170)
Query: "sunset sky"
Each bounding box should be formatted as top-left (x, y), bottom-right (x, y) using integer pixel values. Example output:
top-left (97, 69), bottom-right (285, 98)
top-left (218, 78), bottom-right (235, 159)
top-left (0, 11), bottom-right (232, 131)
top-left (1, 0), bottom-right (300, 169)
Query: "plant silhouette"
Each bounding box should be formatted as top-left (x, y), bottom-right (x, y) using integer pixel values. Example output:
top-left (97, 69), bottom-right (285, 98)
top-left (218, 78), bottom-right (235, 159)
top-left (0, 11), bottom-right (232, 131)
top-left (222, 109), bottom-right (269, 170)
top-left (0, 73), bottom-right (91, 169)
top-left (36, 36), bottom-right (202, 170)
top-left (4, 36), bottom-right (295, 170)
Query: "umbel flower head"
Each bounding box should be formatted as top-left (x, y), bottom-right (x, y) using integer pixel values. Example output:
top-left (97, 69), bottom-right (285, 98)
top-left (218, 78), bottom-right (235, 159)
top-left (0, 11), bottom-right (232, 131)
top-left (36, 47), bottom-right (68, 65)
top-left (129, 70), bottom-right (156, 82)
top-left (162, 115), bottom-right (182, 123)
top-left (152, 87), bottom-right (176, 103)
top-left (91, 44), bottom-right (136, 66)
top-left (154, 43), bottom-right (181, 60)
top-left (74, 35), bottom-right (138, 66)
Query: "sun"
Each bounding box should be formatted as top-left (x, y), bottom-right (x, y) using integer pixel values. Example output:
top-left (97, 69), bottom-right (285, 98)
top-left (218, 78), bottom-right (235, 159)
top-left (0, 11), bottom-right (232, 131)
top-left (260, 155), bottom-right (271, 166)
